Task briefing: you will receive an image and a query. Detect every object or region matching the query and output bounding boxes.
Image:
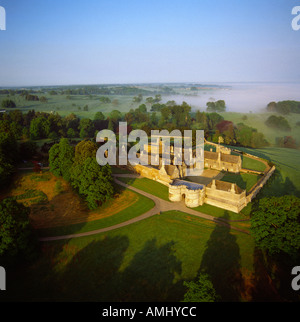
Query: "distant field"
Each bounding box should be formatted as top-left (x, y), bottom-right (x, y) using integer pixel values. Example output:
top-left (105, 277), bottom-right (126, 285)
top-left (0, 93), bottom-right (139, 118)
top-left (221, 111), bottom-right (300, 145)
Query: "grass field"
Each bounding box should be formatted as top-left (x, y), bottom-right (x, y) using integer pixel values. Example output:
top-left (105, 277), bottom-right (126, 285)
top-left (241, 155), bottom-right (267, 172)
top-left (4, 211), bottom-right (256, 302)
top-left (0, 93), bottom-right (141, 118)
top-left (221, 172), bottom-right (261, 192)
top-left (225, 145), bottom-right (300, 197)
top-left (117, 177), bottom-right (170, 201)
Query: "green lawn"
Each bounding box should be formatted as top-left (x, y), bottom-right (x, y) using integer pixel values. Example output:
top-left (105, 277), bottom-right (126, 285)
top-left (224, 145), bottom-right (300, 197)
top-left (241, 155), bottom-right (266, 172)
top-left (221, 172), bottom-right (261, 192)
top-left (192, 202), bottom-right (251, 221)
top-left (4, 211), bottom-right (255, 302)
top-left (117, 177), bottom-right (170, 201)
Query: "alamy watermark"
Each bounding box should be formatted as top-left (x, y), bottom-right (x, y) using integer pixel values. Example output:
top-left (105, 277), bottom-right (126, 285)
top-left (0, 6), bottom-right (6, 31)
top-left (292, 6), bottom-right (300, 31)
top-left (291, 266), bottom-right (300, 291)
top-left (0, 266), bottom-right (5, 290)
top-left (96, 122), bottom-right (204, 176)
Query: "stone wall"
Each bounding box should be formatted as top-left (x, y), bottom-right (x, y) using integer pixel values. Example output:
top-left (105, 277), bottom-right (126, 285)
top-left (133, 164), bottom-right (171, 186)
top-left (205, 180), bottom-right (247, 213)
top-left (246, 166), bottom-right (276, 203)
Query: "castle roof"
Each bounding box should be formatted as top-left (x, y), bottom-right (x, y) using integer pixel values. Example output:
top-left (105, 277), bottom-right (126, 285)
top-left (170, 179), bottom-right (204, 190)
top-left (221, 153), bottom-right (240, 164)
top-left (207, 180), bottom-right (243, 194)
top-left (204, 151), bottom-right (218, 160)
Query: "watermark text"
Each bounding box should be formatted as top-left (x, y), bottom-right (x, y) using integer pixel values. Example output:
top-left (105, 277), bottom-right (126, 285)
top-left (0, 6), bottom-right (6, 31)
top-left (292, 6), bottom-right (300, 31)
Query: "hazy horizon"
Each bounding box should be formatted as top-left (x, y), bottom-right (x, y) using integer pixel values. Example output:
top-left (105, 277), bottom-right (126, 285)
top-left (2, 81), bottom-right (300, 114)
top-left (162, 82), bottom-right (300, 113)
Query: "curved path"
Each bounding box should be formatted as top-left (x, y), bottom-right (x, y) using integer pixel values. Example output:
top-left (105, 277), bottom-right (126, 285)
top-left (39, 174), bottom-right (250, 242)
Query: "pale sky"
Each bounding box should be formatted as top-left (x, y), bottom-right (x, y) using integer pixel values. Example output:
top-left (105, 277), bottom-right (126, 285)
top-left (0, 0), bottom-right (299, 86)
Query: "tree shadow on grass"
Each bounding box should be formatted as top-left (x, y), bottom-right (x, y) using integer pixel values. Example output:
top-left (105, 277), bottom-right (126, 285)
top-left (249, 247), bottom-right (283, 302)
top-left (257, 170), bottom-right (300, 198)
top-left (116, 238), bottom-right (184, 302)
top-left (61, 237), bottom-right (184, 302)
top-left (199, 211), bottom-right (245, 301)
top-left (52, 235), bottom-right (131, 301)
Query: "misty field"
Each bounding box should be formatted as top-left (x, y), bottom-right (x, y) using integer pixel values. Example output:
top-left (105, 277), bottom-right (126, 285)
top-left (221, 111), bottom-right (300, 146)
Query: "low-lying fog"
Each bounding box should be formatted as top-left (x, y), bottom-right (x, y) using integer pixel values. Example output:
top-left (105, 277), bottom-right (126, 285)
top-left (162, 82), bottom-right (300, 113)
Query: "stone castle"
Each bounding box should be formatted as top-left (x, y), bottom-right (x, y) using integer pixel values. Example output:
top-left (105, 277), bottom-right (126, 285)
top-left (130, 139), bottom-right (275, 213)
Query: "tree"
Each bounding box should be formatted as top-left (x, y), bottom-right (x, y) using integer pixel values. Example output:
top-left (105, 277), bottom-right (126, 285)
top-left (70, 140), bottom-right (98, 189)
top-left (251, 196), bottom-right (300, 257)
top-left (0, 198), bottom-right (37, 263)
top-left (94, 111), bottom-right (105, 121)
top-left (183, 273), bottom-right (218, 302)
top-left (206, 100), bottom-right (226, 113)
top-left (77, 157), bottom-right (114, 209)
top-left (0, 131), bottom-right (18, 165)
top-left (0, 131), bottom-right (18, 189)
top-left (49, 138), bottom-right (74, 181)
top-left (19, 140), bottom-right (38, 160)
top-left (267, 100), bottom-right (300, 115)
top-left (276, 136), bottom-right (298, 149)
top-left (29, 116), bottom-right (50, 140)
top-left (206, 113), bottom-right (224, 130)
top-left (99, 96), bottom-right (111, 104)
top-left (137, 104), bottom-right (147, 113)
top-left (39, 96), bottom-right (48, 103)
top-left (133, 94), bottom-right (143, 103)
top-left (109, 110), bottom-right (122, 122)
top-left (160, 106), bottom-right (171, 123)
top-left (73, 140), bottom-right (98, 165)
top-left (154, 94), bottom-right (162, 103)
top-left (265, 115), bottom-right (291, 132)
top-left (250, 131), bottom-right (269, 148)
top-left (65, 113), bottom-right (80, 131)
top-left (1, 99), bottom-right (16, 108)
top-left (215, 100), bottom-right (226, 112)
top-left (79, 118), bottom-right (95, 138)
top-left (49, 143), bottom-right (61, 177)
top-left (67, 128), bottom-right (77, 138)
top-left (108, 118), bottom-right (114, 131)
top-left (0, 154), bottom-right (14, 189)
top-left (48, 131), bottom-right (59, 141)
top-left (146, 97), bottom-right (154, 105)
